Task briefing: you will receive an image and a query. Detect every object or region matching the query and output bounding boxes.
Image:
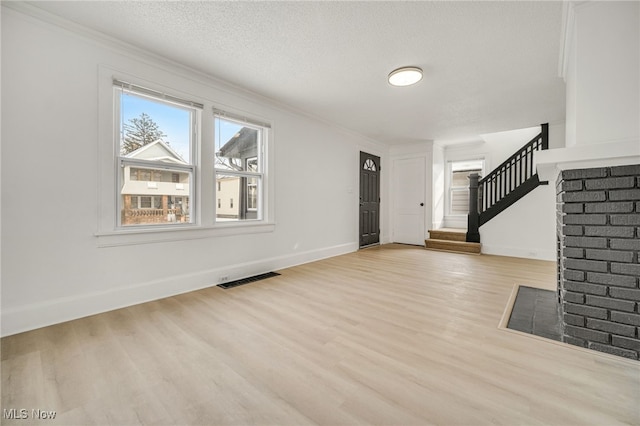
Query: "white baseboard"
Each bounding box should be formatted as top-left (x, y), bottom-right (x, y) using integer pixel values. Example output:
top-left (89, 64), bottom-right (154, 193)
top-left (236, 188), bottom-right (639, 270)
top-left (481, 244), bottom-right (555, 261)
top-left (1, 242), bottom-right (358, 337)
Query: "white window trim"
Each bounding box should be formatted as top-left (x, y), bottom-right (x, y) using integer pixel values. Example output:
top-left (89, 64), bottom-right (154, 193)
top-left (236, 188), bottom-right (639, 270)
top-left (444, 158), bottom-right (486, 219)
top-left (113, 82), bottom-right (199, 229)
top-left (213, 113), bottom-right (270, 224)
top-left (96, 67), bottom-right (275, 247)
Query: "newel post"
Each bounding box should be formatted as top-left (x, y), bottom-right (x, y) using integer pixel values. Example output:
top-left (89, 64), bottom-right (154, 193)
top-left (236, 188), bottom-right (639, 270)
top-left (541, 122), bottom-right (549, 150)
top-left (466, 173), bottom-right (481, 243)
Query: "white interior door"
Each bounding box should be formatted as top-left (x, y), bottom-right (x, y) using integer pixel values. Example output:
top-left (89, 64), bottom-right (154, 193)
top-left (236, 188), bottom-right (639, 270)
top-left (392, 157), bottom-right (426, 245)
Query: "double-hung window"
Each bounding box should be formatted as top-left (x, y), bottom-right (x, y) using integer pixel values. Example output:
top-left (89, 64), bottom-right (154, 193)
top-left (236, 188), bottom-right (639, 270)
top-left (213, 112), bottom-right (268, 222)
top-left (99, 70), bottom-right (274, 246)
top-left (449, 160), bottom-right (484, 215)
top-left (114, 80), bottom-right (201, 227)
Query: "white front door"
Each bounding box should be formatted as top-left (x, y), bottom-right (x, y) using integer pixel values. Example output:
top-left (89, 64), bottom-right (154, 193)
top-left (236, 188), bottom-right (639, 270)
top-left (392, 157), bottom-right (426, 245)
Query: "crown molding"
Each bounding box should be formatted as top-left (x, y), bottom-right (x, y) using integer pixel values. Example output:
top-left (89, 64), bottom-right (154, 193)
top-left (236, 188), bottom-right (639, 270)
top-left (559, 1), bottom-right (592, 81)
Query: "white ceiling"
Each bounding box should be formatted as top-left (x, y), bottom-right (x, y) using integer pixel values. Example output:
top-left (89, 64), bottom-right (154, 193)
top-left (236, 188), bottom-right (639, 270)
top-left (28, 1), bottom-right (566, 145)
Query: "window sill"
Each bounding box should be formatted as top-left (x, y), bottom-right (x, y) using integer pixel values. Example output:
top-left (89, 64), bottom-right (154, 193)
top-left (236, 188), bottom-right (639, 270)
top-left (95, 222), bottom-right (275, 247)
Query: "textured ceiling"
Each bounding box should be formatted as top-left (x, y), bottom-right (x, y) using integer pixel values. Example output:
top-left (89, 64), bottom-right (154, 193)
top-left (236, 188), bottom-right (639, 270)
top-left (28, 1), bottom-right (566, 144)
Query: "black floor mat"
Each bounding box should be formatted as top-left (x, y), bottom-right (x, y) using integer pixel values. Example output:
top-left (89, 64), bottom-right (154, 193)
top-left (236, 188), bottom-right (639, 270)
top-left (507, 286), bottom-right (562, 341)
top-left (218, 272), bottom-right (281, 289)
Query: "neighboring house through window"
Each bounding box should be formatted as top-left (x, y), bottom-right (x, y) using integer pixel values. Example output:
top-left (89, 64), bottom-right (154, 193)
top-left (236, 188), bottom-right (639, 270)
top-left (214, 114), bottom-right (268, 222)
top-left (115, 80), bottom-right (198, 227)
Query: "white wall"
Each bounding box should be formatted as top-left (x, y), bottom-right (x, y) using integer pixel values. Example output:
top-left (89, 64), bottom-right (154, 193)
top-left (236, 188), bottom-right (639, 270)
top-left (564, 1), bottom-right (639, 147)
top-left (0, 7), bottom-right (387, 336)
top-left (547, 122), bottom-right (566, 151)
top-left (479, 184), bottom-right (556, 260)
top-left (431, 143), bottom-right (445, 230)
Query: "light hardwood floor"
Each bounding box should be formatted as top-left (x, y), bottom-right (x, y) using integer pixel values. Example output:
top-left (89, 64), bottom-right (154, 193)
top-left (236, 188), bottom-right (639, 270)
top-left (2, 244), bottom-right (639, 425)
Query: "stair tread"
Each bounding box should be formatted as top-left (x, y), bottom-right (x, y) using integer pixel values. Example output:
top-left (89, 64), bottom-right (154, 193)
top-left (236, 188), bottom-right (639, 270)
top-left (425, 238), bottom-right (482, 254)
top-left (426, 239), bottom-right (480, 246)
top-left (428, 229), bottom-right (468, 242)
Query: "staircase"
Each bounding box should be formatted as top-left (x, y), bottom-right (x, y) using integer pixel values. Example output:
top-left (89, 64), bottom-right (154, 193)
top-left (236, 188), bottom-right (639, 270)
top-left (425, 228), bottom-right (481, 254)
top-left (426, 123), bottom-right (549, 254)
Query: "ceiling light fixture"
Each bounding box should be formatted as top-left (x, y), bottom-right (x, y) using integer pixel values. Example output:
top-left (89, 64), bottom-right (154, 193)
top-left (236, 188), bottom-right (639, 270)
top-left (388, 66), bottom-right (423, 87)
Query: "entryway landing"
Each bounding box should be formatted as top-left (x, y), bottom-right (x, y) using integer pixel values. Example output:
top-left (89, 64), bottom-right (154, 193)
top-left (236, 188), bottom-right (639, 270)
top-left (425, 228), bottom-right (481, 254)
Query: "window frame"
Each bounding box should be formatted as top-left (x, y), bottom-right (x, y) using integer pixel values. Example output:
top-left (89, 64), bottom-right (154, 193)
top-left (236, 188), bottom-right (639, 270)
top-left (446, 159), bottom-right (485, 217)
top-left (114, 85), bottom-right (199, 229)
top-left (96, 67), bottom-right (275, 247)
top-left (213, 113), bottom-right (268, 224)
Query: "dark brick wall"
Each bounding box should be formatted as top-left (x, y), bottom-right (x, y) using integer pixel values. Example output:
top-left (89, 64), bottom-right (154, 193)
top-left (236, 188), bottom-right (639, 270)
top-left (556, 164), bottom-right (640, 360)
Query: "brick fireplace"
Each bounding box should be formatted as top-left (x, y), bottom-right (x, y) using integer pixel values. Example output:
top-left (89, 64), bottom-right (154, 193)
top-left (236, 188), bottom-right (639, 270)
top-left (556, 164), bottom-right (640, 359)
top-left (535, 0), bottom-right (639, 360)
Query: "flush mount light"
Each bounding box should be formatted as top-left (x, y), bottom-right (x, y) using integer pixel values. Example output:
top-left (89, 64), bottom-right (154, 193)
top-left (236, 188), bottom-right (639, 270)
top-left (388, 66), bottom-right (423, 87)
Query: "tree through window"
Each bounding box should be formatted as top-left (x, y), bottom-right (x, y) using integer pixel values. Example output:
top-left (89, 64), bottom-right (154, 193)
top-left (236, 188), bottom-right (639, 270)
top-left (115, 84), bottom-right (197, 227)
